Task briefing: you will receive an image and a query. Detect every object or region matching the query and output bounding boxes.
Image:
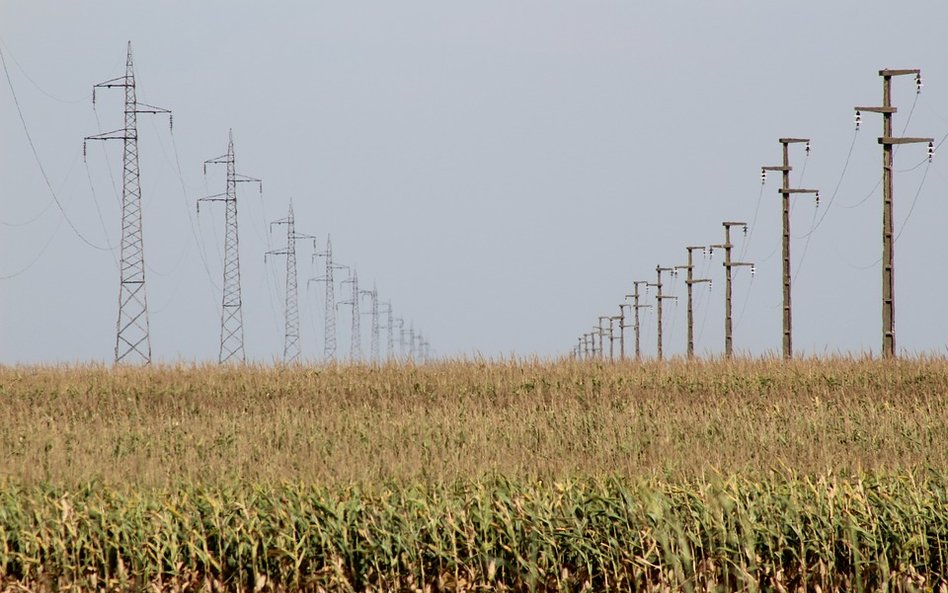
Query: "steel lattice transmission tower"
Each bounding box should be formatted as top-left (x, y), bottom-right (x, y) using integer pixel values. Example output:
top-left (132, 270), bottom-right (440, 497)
top-left (198, 130), bottom-right (261, 364)
top-left (380, 300), bottom-right (394, 360)
top-left (311, 236), bottom-right (346, 362)
top-left (417, 334), bottom-right (430, 362)
top-left (85, 42), bottom-right (171, 364)
top-left (340, 270), bottom-right (362, 361)
top-left (361, 284), bottom-right (380, 362)
top-left (395, 317), bottom-right (406, 360)
top-left (266, 201), bottom-right (315, 364)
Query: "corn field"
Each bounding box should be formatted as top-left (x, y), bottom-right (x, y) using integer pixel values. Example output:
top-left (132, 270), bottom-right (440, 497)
top-left (1, 476), bottom-right (947, 592)
top-left (2, 358), bottom-right (948, 591)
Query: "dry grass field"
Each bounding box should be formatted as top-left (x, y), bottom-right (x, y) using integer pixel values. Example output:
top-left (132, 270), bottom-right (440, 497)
top-left (2, 358), bottom-right (948, 591)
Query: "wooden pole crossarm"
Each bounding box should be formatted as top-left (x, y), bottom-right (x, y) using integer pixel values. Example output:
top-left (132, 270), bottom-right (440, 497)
top-left (855, 106), bottom-right (897, 114)
top-left (778, 138), bottom-right (810, 144)
top-left (879, 68), bottom-right (920, 77)
top-left (782, 188), bottom-right (820, 194)
top-left (762, 165), bottom-right (791, 172)
top-left (879, 137), bottom-right (934, 145)
top-left (625, 295), bottom-right (652, 309)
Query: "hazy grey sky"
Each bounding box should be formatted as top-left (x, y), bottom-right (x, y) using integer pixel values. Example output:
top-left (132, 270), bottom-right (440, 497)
top-left (3, 1), bottom-right (948, 363)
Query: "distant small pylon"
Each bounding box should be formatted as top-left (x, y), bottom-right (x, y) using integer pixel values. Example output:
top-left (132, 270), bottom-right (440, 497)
top-left (266, 201), bottom-right (316, 364)
top-left (311, 236), bottom-right (347, 362)
top-left (361, 285), bottom-right (380, 362)
top-left (380, 300), bottom-right (394, 360)
top-left (340, 270), bottom-right (362, 361)
top-left (198, 130), bottom-right (261, 364)
top-left (395, 317), bottom-right (406, 360)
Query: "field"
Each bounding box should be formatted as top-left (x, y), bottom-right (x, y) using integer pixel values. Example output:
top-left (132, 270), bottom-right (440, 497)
top-left (2, 358), bottom-right (948, 591)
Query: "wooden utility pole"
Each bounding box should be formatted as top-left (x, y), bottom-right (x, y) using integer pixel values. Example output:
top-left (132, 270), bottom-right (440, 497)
top-left (711, 222), bottom-right (754, 358)
top-left (624, 281), bottom-right (651, 360)
top-left (583, 333), bottom-right (591, 359)
top-left (675, 246), bottom-right (712, 359)
top-left (647, 266), bottom-right (677, 361)
top-left (607, 317), bottom-right (618, 361)
top-left (855, 69), bottom-right (932, 359)
top-left (762, 138), bottom-right (820, 359)
top-left (598, 316), bottom-right (610, 360)
top-left (618, 303), bottom-right (631, 360)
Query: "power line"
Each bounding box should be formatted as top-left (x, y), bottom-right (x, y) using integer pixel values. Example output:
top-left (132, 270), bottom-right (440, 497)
top-left (740, 183), bottom-right (765, 261)
top-left (893, 160), bottom-right (932, 246)
top-left (0, 218), bottom-right (63, 280)
top-left (2, 45), bottom-right (113, 252)
top-left (91, 103), bottom-right (123, 206)
top-left (0, 139), bottom-right (83, 228)
top-left (82, 157), bottom-right (118, 268)
top-left (0, 39), bottom-right (93, 104)
top-left (168, 128), bottom-right (221, 296)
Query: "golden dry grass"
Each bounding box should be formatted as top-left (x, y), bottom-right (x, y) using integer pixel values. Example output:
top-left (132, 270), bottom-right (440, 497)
top-left (2, 357), bottom-right (947, 487)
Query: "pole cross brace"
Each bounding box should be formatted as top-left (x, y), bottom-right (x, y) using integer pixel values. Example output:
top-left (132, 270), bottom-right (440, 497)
top-left (879, 137), bottom-right (934, 145)
top-left (855, 106), bottom-right (897, 114)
